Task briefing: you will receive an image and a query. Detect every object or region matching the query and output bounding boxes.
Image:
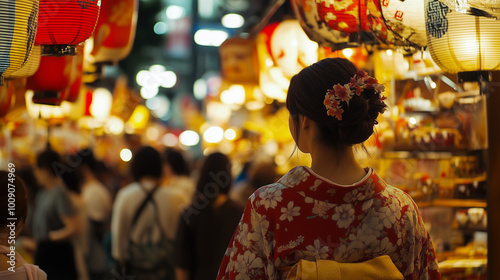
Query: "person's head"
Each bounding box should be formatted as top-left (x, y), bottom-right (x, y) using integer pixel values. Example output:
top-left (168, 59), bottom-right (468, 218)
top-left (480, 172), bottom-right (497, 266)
top-left (195, 152), bottom-right (232, 203)
top-left (286, 58), bottom-right (387, 154)
top-left (130, 146), bottom-right (162, 181)
top-left (34, 148), bottom-right (63, 188)
top-left (0, 171), bottom-right (29, 237)
top-left (163, 148), bottom-right (190, 177)
top-left (248, 162), bottom-right (278, 191)
top-left (60, 153), bottom-right (83, 194)
top-left (78, 148), bottom-right (98, 173)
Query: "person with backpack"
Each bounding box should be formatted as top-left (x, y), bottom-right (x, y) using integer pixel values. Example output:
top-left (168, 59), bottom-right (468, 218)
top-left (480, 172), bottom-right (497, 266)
top-left (111, 146), bottom-right (188, 279)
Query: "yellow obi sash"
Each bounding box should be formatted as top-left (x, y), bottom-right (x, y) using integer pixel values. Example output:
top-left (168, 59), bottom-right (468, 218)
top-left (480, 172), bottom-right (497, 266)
top-left (278, 255), bottom-right (404, 280)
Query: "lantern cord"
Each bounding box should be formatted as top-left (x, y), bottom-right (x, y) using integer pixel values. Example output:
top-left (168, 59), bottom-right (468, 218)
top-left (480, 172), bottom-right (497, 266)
top-left (248, 0), bottom-right (287, 38)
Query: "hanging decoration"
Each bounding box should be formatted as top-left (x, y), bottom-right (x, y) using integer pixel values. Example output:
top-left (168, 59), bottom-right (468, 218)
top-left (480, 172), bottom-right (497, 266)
top-left (65, 45), bottom-right (84, 102)
top-left (378, 0), bottom-right (428, 49)
top-left (0, 0), bottom-right (38, 85)
top-left (290, 0), bottom-right (349, 48)
top-left (219, 37), bottom-right (260, 85)
top-left (36, 0), bottom-right (100, 56)
top-left (27, 55), bottom-right (74, 105)
top-left (5, 45), bottom-right (41, 79)
top-left (425, 0), bottom-right (500, 74)
top-left (257, 20), bottom-right (319, 102)
top-left (439, 0), bottom-right (500, 19)
top-left (291, 0), bottom-right (386, 49)
top-left (89, 0), bottom-right (138, 65)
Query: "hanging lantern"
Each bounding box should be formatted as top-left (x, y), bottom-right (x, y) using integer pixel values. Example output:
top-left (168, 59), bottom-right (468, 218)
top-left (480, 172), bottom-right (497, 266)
top-left (425, 0), bottom-right (500, 75)
top-left (365, 0), bottom-right (396, 47)
top-left (27, 55), bottom-right (74, 105)
top-left (5, 45), bottom-right (41, 80)
top-left (290, 0), bottom-right (348, 48)
top-left (36, 0), bottom-right (100, 56)
top-left (89, 0), bottom-right (138, 65)
top-left (378, 0), bottom-right (427, 49)
top-left (111, 75), bottom-right (140, 121)
top-left (439, 0), bottom-right (500, 19)
top-left (0, 0), bottom-right (38, 85)
top-left (219, 37), bottom-right (260, 85)
top-left (291, 0), bottom-right (384, 49)
top-left (64, 45), bottom-right (84, 102)
top-left (257, 20), bottom-right (319, 102)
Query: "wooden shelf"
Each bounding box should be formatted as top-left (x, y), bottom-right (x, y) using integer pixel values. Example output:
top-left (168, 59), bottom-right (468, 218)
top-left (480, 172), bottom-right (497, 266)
top-left (416, 199), bottom-right (487, 208)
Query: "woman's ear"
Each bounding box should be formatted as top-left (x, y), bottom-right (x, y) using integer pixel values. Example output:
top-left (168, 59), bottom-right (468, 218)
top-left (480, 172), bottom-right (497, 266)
top-left (301, 115), bottom-right (312, 131)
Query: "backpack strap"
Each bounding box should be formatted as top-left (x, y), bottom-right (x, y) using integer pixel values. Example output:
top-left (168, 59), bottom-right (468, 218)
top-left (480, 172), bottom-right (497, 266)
top-left (130, 184), bottom-right (160, 229)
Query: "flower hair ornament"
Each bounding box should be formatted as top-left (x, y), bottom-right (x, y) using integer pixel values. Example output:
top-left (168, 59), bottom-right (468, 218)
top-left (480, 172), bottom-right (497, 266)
top-left (323, 69), bottom-right (386, 120)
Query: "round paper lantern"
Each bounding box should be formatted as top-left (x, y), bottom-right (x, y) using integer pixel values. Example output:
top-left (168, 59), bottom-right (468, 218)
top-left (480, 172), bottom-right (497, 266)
top-left (90, 0), bottom-right (138, 64)
top-left (290, 0), bottom-right (349, 48)
top-left (27, 55), bottom-right (74, 105)
top-left (0, 0), bottom-right (38, 85)
top-left (269, 20), bottom-right (318, 78)
top-left (425, 0), bottom-right (500, 74)
top-left (365, 0), bottom-right (395, 46)
top-left (64, 45), bottom-right (84, 102)
top-left (379, 0), bottom-right (427, 48)
top-left (36, 0), bottom-right (100, 56)
top-left (439, 0), bottom-right (500, 19)
top-left (291, 0), bottom-right (383, 49)
top-left (5, 45), bottom-right (41, 79)
top-left (316, 0), bottom-right (379, 45)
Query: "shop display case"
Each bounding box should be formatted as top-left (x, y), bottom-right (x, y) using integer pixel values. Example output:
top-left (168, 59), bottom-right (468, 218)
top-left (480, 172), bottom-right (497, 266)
top-left (377, 72), bottom-right (489, 277)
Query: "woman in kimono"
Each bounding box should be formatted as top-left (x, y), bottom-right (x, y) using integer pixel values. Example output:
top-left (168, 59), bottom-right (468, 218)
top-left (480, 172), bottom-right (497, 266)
top-left (217, 58), bottom-right (441, 280)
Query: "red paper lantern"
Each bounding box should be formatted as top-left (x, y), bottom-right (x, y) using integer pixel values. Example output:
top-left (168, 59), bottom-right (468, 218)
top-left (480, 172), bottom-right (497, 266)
top-left (291, 0), bottom-right (384, 49)
top-left (27, 55), bottom-right (74, 105)
top-left (90, 0), bottom-right (138, 64)
top-left (65, 45), bottom-right (84, 102)
top-left (36, 0), bottom-right (100, 56)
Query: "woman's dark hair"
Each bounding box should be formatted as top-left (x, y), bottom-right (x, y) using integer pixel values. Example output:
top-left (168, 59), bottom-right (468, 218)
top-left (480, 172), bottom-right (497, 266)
top-left (164, 148), bottom-right (190, 176)
top-left (195, 152), bottom-right (232, 204)
top-left (130, 146), bottom-right (163, 181)
top-left (1, 171), bottom-right (29, 227)
top-left (286, 58), bottom-right (387, 150)
top-left (36, 148), bottom-right (62, 177)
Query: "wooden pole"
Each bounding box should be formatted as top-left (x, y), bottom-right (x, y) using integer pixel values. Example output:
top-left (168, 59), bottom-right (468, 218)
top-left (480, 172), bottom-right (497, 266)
top-left (487, 71), bottom-right (500, 279)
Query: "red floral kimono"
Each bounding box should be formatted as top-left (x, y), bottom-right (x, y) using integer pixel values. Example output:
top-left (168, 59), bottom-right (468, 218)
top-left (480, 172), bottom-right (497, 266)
top-left (217, 166), bottom-right (441, 280)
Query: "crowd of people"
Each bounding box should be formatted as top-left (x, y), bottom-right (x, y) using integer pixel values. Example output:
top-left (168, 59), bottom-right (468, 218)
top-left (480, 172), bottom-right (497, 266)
top-left (0, 144), bottom-right (277, 280)
top-left (1, 58), bottom-right (442, 280)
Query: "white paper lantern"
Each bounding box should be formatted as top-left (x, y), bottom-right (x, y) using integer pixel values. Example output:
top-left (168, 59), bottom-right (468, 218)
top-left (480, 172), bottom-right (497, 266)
top-left (425, 0), bottom-right (500, 74)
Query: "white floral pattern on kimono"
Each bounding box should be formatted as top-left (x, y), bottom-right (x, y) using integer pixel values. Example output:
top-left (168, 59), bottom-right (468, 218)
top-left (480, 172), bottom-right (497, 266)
top-left (217, 166), bottom-right (441, 280)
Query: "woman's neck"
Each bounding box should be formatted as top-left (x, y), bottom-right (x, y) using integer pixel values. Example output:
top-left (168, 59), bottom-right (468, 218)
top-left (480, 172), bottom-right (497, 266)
top-left (309, 145), bottom-right (366, 186)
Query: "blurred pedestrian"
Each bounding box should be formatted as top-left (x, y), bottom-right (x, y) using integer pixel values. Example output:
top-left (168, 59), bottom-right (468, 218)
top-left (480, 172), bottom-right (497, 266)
top-left (31, 148), bottom-right (80, 280)
top-left (230, 161), bottom-right (278, 207)
top-left (162, 148), bottom-right (195, 202)
top-left (76, 148), bottom-right (112, 280)
top-left (111, 146), bottom-right (182, 280)
top-left (175, 152), bottom-right (244, 280)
